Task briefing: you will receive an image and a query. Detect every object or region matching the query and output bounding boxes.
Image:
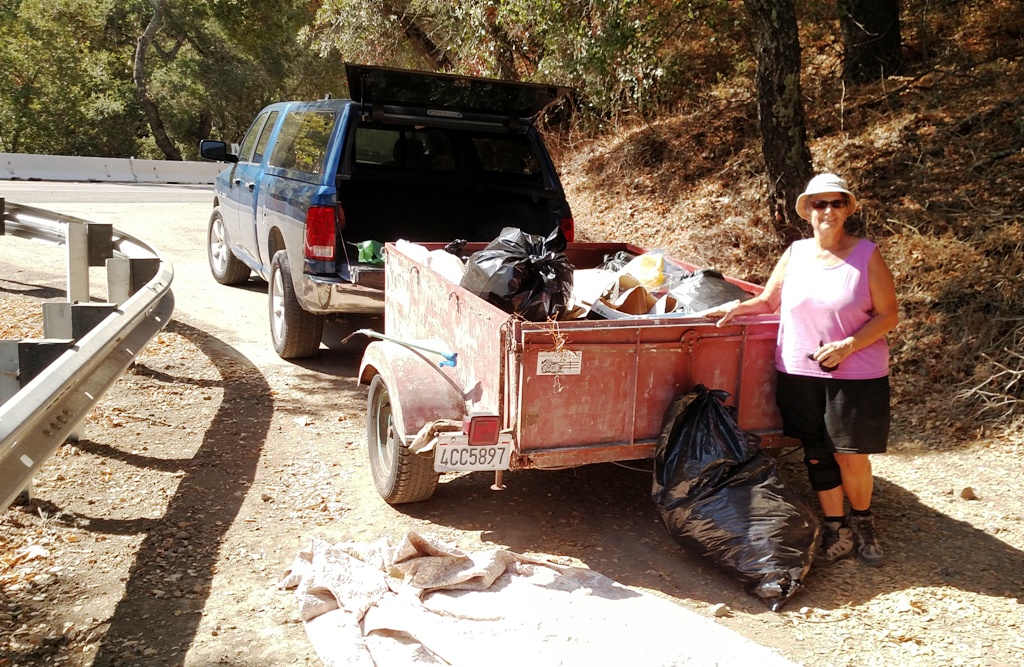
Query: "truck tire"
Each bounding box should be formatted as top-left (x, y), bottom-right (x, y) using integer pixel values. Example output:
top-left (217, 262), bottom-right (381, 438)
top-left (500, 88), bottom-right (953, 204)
top-left (269, 250), bottom-right (324, 359)
top-left (367, 374), bottom-right (439, 504)
top-left (207, 207), bottom-right (251, 285)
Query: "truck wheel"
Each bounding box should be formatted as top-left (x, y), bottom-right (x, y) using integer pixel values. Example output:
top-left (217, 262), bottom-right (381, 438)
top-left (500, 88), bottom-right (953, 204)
top-left (207, 207), bottom-right (251, 285)
top-left (367, 375), bottom-right (439, 504)
top-left (269, 250), bottom-right (324, 359)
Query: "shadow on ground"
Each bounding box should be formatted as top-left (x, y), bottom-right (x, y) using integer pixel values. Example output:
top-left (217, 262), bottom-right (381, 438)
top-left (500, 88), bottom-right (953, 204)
top-left (0, 280), bottom-right (65, 300)
top-left (399, 453), bottom-right (1024, 613)
top-left (18, 318), bottom-right (274, 665)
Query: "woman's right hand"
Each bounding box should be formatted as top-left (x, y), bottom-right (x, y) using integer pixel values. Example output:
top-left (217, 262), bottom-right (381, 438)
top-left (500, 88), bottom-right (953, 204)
top-left (708, 299), bottom-right (742, 327)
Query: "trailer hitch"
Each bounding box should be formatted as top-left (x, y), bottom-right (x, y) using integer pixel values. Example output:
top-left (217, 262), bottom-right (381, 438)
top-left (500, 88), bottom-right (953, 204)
top-left (342, 329), bottom-right (458, 368)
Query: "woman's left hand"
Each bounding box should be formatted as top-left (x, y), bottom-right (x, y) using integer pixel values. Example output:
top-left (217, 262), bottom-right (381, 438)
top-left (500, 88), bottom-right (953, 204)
top-left (811, 338), bottom-right (855, 370)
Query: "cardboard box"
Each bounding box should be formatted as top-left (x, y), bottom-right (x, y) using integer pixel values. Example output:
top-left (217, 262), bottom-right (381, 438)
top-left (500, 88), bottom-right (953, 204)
top-left (589, 274), bottom-right (669, 319)
top-left (590, 297), bottom-right (639, 319)
top-left (612, 285), bottom-right (658, 314)
top-left (650, 294), bottom-right (679, 315)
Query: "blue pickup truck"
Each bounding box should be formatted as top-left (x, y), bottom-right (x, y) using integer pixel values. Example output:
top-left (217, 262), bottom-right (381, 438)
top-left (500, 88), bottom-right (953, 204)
top-left (199, 64), bottom-right (574, 359)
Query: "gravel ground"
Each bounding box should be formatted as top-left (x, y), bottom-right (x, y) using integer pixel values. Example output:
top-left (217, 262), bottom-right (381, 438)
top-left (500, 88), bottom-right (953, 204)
top-left (2, 282), bottom-right (1023, 667)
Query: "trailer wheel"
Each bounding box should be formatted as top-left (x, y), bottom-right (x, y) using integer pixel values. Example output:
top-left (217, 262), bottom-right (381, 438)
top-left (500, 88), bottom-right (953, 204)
top-left (207, 207), bottom-right (251, 285)
top-left (269, 250), bottom-right (324, 359)
top-left (366, 374), bottom-right (439, 504)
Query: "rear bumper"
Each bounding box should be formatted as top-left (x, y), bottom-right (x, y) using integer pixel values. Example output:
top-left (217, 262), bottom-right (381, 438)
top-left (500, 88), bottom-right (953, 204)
top-left (296, 275), bottom-right (385, 314)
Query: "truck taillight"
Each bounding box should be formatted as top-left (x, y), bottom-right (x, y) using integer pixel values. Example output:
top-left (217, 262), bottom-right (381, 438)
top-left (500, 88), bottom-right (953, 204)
top-left (560, 216), bottom-right (575, 242)
top-left (463, 414), bottom-right (500, 446)
top-left (304, 205), bottom-right (337, 260)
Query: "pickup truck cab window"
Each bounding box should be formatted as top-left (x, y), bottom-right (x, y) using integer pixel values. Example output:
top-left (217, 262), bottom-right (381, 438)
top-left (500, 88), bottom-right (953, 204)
top-left (252, 111), bottom-right (279, 164)
top-left (354, 128), bottom-right (396, 165)
top-left (473, 135), bottom-right (541, 179)
top-left (237, 112), bottom-right (270, 164)
top-left (269, 110), bottom-right (335, 176)
top-left (356, 128), bottom-right (456, 171)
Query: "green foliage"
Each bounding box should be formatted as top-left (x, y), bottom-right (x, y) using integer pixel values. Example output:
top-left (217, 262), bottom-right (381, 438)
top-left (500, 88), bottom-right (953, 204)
top-left (303, 0), bottom-right (436, 73)
top-left (307, 0), bottom-right (746, 125)
top-left (0, 0), bottom-right (340, 158)
top-left (133, 0), bottom-right (343, 158)
top-left (0, 0), bottom-right (142, 155)
top-left (508, 0), bottom-right (703, 118)
top-left (0, 0), bottom-right (745, 156)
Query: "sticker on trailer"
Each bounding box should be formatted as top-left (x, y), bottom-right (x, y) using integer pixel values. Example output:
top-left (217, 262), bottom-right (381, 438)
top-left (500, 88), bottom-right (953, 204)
top-left (537, 350), bottom-right (582, 375)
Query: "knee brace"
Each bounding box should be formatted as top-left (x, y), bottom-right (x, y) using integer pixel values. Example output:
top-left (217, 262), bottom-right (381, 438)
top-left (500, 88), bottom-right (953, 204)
top-left (803, 444), bottom-right (842, 491)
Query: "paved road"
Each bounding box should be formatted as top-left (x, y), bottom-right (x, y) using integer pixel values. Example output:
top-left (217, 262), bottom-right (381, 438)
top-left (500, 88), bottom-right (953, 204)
top-left (1, 181), bottom-right (372, 666)
top-left (2, 181), bottom-right (213, 204)
top-left (1, 180), bottom-right (360, 373)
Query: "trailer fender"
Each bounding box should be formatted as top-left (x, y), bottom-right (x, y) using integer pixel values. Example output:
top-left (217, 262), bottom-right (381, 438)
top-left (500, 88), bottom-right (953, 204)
top-left (358, 340), bottom-right (467, 441)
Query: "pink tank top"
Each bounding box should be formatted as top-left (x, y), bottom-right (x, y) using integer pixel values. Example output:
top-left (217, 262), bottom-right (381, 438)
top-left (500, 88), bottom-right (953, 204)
top-left (776, 238), bottom-right (889, 379)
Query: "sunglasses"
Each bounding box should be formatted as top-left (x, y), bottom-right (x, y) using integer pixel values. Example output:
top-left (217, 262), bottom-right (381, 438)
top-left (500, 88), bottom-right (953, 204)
top-left (810, 198), bottom-right (847, 210)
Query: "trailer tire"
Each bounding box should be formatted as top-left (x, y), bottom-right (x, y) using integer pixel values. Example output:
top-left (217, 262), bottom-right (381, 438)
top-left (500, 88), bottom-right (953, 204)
top-left (367, 374), bottom-right (439, 504)
top-left (207, 207), bottom-right (251, 285)
top-left (269, 250), bottom-right (324, 359)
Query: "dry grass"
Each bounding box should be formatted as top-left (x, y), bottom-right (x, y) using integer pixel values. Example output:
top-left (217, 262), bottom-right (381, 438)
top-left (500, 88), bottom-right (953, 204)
top-left (554, 1), bottom-right (1024, 442)
top-left (0, 294), bottom-right (44, 339)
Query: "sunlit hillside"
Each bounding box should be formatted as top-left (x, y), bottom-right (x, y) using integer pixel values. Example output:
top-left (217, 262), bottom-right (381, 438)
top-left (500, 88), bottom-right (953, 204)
top-left (554, 1), bottom-right (1024, 443)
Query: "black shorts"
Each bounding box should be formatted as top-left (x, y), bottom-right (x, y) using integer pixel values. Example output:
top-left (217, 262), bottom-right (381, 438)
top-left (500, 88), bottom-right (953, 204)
top-left (775, 372), bottom-right (890, 454)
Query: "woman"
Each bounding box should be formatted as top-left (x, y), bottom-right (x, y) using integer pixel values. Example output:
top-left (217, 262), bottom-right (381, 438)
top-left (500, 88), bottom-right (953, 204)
top-left (713, 173), bottom-right (899, 566)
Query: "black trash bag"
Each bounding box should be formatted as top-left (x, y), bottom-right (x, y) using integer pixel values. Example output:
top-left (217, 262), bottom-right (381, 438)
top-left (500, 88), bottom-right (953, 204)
top-left (598, 250), bottom-right (637, 272)
top-left (444, 239), bottom-right (468, 258)
top-left (459, 227), bottom-right (573, 321)
top-left (670, 269), bottom-right (752, 313)
top-left (652, 385), bottom-right (820, 611)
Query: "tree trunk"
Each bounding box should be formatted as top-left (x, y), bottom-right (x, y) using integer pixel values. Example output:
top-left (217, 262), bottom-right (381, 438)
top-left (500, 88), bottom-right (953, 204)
top-left (743, 0), bottom-right (813, 243)
top-left (839, 0), bottom-right (903, 83)
top-left (383, 0), bottom-right (454, 72)
top-left (134, 0), bottom-right (182, 161)
top-left (484, 6), bottom-right (518, 80)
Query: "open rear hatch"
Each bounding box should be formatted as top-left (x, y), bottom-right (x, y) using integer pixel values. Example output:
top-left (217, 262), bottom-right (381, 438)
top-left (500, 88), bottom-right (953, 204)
top-left (345, 63), bottom-right (571, 128)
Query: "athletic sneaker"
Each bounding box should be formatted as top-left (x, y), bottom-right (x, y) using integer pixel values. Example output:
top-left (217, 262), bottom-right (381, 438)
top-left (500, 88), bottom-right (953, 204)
top-left (850, 513), bottom-right (884, 567)
top-left (818, 520), bottom-right (854, 564)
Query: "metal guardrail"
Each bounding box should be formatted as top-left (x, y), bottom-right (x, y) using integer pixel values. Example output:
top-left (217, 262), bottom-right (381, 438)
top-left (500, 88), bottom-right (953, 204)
top-left (0, 200), bottom-right (174, 509)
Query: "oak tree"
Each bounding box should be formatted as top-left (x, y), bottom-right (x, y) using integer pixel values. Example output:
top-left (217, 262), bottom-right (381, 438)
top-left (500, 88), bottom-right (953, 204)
top-left (839, 0), bottom-right (903, 83)
top-left (743, 0), bottom-right (813, 242)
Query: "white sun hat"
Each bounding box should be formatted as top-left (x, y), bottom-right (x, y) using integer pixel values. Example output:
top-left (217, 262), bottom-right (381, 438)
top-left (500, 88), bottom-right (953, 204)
top-left (796, 173), bottom-right (859, 220)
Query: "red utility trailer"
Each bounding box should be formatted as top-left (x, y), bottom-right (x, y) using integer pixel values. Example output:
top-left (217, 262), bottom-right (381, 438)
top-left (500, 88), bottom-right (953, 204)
top-left (358, 242), bottom-right (787, 504)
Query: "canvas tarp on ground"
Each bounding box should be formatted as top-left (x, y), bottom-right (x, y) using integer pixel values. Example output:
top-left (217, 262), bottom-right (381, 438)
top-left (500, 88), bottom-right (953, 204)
top-left (279, 532), bottom-right (800, 667)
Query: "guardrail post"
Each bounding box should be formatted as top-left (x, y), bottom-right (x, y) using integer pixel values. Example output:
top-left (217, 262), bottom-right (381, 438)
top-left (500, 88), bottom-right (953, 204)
top-left (14, 340), bottom-right (75, 385)
top-left (106, 256), bottom-right (158, 304)
top-left (87, 223), bottom-right (114, 267)
top-left (0, 339), bottom-right (74, 502)
top-left (129, 257), bottom-right (161, 293)
top-left (40, 302), bottom-right (117, 442)
top-left (0, 341), bottom-right (22, 405)
top-left (66, 222), bottom-right (90, 304)
top-left (1, 197), bottom-right (6, 235)
top-left (106, 257), bottom-right (132, 305)
top-left (106, 256), bottom-right (159, 304)
top-left (0, 342), bottom-right (22, 501)
top-left (43, 302), bottom-right (119, 340)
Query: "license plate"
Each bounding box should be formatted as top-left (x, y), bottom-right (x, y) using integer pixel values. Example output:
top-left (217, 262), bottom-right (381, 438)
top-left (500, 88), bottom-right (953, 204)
top-left (434, 433), bottom-right (514, 472)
